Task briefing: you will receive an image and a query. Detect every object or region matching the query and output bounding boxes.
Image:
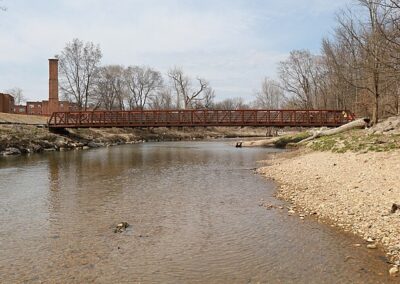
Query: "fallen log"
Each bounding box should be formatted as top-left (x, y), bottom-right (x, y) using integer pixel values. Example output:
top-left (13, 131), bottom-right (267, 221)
top-left (298, 118), bottom-right (370, 144)
top-left (240, 137), bottom-right (282, 147)
top-left (240, 132), bottom-right (311, 148)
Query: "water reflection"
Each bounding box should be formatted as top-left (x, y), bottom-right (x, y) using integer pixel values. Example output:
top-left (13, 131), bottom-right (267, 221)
top-left (0, 142), bottom-right (394, 283)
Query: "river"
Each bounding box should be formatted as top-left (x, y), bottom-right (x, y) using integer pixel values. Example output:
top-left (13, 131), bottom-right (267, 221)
top-left (0, 141), bottom-right (393, 283)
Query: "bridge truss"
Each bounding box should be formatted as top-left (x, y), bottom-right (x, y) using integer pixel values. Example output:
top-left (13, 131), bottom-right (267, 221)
top-left (48, 109), bottom-right (354, 129)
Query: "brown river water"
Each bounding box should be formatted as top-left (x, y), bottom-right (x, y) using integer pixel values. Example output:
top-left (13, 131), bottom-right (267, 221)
top-left (0, 141), bottom-right (395, 283)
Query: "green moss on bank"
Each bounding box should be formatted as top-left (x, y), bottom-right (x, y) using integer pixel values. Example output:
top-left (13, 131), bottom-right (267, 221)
top-left (309, 129), bottom-right (400, 153)
top-left (274, 132), bottom-right (311, 148)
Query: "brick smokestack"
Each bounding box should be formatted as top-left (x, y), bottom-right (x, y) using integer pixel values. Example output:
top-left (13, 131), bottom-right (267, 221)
top-left (48, 58), bottom-right (59, 114)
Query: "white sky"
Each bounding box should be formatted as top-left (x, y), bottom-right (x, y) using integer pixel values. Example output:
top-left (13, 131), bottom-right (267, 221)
top-left (0, 0), bottom-right (352, 102)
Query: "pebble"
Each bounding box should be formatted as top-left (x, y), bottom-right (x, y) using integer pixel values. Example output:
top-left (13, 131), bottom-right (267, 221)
top-left (259, 146), bottom-right (400, 265)
top-left (114, 222), bottom-right (129, 233)
top-left (389, 266), bottom-right (399, 277)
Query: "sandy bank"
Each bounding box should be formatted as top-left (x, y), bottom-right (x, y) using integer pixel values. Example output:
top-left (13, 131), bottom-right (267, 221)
top-left (258, 149), bottom-right (400, 268)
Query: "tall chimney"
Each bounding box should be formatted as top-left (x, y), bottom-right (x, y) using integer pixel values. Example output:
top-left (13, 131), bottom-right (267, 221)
top-left (48, 58), bottom-right (59, 114)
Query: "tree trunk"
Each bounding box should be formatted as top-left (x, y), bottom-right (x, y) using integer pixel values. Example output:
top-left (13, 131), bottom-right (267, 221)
top-left (298, 118), bottom-right (370, 144)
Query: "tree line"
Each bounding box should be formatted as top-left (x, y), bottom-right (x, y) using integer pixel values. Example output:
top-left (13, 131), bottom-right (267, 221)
top-left (56, 39), bottom-right (213, 111)
top-left (270, 0), bottom-right (400, 124)
top-left (56, 0), bottom-right (400, 124)
top-left (56, 39), bottom-right (286, 112)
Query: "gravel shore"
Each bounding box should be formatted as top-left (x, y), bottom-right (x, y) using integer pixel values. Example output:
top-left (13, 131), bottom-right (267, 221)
top-left (258, 149), bottom-right (400, 268)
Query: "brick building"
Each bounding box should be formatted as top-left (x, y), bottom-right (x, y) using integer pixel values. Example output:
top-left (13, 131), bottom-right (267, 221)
top-left (0, 93), bottom-right (15, 113)
top-left (26, 101), bottom-right (43, 115)
top-left (13, 105), bottom-right (27, 114)
top-left (1, 59), bottom-right (77, 116)
top-left (25, 99), bottom-right (75, 115)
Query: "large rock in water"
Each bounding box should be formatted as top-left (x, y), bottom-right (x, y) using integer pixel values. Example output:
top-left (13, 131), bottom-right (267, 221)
top-left (2, 147), bottom-right (21, 156)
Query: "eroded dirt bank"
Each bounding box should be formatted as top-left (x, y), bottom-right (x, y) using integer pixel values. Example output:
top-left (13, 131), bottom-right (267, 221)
top-left (0, 124), bottom-right (267, 156)
top-left (258, 149), bottom-right (400, 273)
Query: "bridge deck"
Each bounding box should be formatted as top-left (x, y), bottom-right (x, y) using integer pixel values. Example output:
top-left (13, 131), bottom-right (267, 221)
top-left (47, 109), bottom-right (354, 129)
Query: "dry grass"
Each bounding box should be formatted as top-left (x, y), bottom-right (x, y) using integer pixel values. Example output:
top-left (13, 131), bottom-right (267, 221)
top-left (0, 113), bottom-right (48, 125)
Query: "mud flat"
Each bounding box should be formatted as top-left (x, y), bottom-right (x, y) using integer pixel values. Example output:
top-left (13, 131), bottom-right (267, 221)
top-left (258, 148), bottom-right (400, 275)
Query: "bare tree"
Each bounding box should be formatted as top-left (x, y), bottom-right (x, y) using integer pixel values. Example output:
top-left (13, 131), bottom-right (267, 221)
top-left (278, 50), bottom-right (320, 109)
top-left (202, 87), bottom-right (216, 109)
top-left (124, 66), bottom-right (163, 110)
top-left (168, 67), bottom-right (210, 109)
top-left (322, 32), bottom-right (362, 111)
top-left (190, 87), bottom-right (216, 109)
top-left (95, 65), bottom-right (126, 110)
top-left (214, 97), bottom-right (249, 110)
top-left (325, 1), bottom-right (391, 123)
top-left (7, 87), bottom-right (25, 105)
top-left (253, 77), bottom-right (283, 109)
top-left (148, 88), bottom-right (174, 109)
top-left (374, 0), bottom-right (400, 115)
top-left (57, 38), bottom-right (102, 110)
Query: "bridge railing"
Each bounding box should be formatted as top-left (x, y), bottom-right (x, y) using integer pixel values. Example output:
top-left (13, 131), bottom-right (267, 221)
top-left (48, 109), bottom-right (354, 129)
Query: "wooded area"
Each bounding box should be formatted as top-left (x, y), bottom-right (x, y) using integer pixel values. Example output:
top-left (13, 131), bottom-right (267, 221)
top-left (277, 0), bottom-right (400, 124)
top-left (54, 1), bottom-right (400, 125)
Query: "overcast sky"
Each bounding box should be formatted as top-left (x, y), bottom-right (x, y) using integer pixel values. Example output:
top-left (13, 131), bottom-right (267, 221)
top-left (0, 0), bottom-right (352, 102)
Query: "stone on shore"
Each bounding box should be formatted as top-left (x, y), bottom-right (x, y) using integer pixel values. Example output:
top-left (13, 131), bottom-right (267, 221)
top-left (389, 266), bottom-right (399, 277)
top-left (258, 149), bottom-right (400, 263)
top-left (2, 147), bottom-right (21, 156)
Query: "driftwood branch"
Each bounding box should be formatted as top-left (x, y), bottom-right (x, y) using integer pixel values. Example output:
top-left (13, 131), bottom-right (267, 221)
top-left (298, 118), bottom-right (370, 144)
top-left (241, 137), bottom-right (282, 147)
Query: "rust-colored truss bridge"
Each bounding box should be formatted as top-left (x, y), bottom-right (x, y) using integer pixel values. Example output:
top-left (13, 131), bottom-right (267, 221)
top-left (48, 109), bottom-right (354, 129)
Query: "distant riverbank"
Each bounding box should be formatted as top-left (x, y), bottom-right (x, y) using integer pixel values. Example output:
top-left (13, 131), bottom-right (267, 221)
top-left (0, 123), bottom-right (268, 156)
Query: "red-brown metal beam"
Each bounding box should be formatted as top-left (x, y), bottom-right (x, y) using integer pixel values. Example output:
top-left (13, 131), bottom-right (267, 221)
top-left (48, 109), bottom-right (355, 129)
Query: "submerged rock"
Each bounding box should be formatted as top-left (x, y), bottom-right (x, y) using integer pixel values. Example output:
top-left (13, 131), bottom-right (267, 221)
top-left (114, 222), bottom-right (130, 233)
top-left (2, 147), bottom-right (21, 156)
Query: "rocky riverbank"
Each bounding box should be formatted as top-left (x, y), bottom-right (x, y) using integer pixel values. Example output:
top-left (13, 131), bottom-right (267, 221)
top-left (258, 118), bottom-right (400, 277)
top-left (0, 124), bottom-right (267, 156)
